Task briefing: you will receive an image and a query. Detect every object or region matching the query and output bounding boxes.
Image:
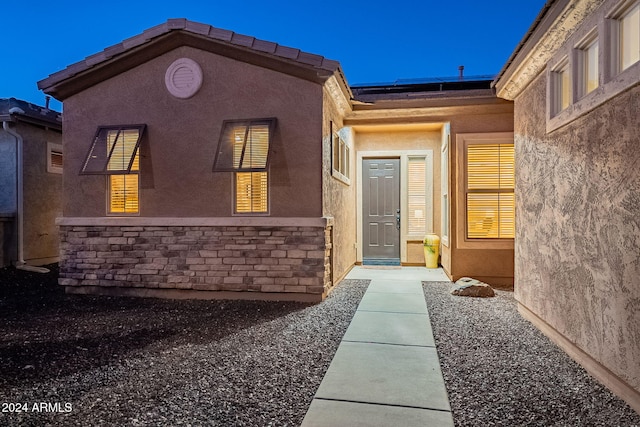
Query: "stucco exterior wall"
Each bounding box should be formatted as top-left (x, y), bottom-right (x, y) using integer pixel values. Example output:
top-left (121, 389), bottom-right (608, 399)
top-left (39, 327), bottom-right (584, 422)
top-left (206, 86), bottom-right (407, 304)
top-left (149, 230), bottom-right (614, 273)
top-left (447, 110), bottom-right (515, 286)
top-left (62, 45), bottom-right (323, 218)
top-left (515, 73), bottom-right (640, 394)
top-left (20, 123), bottom-right (62, 264)
top-left (322, 83), bottom-right (357, 283)
top-left (0, 123), bottom-right (61, 266)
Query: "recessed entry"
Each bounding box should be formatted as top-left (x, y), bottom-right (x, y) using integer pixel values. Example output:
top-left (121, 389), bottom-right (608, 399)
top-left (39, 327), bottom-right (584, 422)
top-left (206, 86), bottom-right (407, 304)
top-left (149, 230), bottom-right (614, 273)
top-left (165, 58), bottom-right (203, 99)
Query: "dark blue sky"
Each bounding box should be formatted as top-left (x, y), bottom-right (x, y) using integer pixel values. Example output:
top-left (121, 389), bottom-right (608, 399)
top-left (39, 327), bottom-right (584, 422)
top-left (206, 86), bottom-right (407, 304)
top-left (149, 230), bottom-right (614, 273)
top-left (3, 0), bottom-right (545, 112)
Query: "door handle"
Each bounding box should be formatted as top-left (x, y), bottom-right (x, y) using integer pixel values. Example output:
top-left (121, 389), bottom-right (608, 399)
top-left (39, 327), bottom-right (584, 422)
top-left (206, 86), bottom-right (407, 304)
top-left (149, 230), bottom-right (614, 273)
top-left (396, 209), bottom-right (401, 230)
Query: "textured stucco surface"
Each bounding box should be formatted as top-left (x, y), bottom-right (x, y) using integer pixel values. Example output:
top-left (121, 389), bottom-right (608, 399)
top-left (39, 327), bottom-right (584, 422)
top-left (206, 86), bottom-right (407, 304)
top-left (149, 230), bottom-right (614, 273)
top-left (62, 45), bottom-right (323, 218)
top-left (514, 73), bottom-right (640, 391)
top-left (322, 84), bottom-right (356, 283)
top-left (0, 123), bottom-right (62, 265)
top-left (20, 123), bottom-right (63, 263)
top-left (448, 110), bottom-right (515, 285)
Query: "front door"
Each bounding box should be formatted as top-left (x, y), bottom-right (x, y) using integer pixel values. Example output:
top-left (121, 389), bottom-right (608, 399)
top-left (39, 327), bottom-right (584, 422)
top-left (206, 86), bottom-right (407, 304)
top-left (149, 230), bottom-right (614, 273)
top-left (362, 158), bottom-right (401, 265)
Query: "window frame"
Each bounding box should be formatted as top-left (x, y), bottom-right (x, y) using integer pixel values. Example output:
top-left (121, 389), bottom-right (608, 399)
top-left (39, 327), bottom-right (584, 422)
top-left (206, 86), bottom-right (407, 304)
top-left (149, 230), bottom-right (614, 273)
top-left (213, 118), bottom-right (275, 215)
top-left (441, 125), bottom-right (450, 247)
top-left (576, 30), bottom-right (600, 99)
top-left (546, 0), bottom-right (639, 132)
top-left (233, 171), bottom-right (269, 215)
top-left (212, 118), bottom-right (276, 173)
top-left (47, 142), bottom-right (63, 174)
top-left (610, 0), bottom-right (640, 74)
top-left (456, 133), bottom-right (515, 250)
top-left (331, 123), bottom-right (352, 185)
top-left (80, 124), bottom-right (146, 175)
top-left (107, 172), bottom-right (140, 216)
top-left (550, 57), bottom-right (571, 117)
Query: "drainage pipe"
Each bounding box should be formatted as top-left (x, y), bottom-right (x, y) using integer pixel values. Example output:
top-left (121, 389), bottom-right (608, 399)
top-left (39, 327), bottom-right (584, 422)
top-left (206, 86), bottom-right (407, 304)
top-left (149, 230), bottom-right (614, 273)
top-left (2, 114), bottom-right (50, 273)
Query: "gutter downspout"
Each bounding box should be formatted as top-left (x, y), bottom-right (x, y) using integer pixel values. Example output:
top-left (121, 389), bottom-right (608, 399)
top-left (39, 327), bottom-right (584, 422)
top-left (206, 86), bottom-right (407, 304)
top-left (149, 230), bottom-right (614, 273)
top-left (2, 113), bottom-right (50, 273)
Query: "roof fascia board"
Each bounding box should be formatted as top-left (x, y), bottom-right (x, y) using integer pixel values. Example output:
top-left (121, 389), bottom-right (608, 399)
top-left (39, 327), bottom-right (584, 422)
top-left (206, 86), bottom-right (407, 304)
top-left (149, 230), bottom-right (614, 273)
top-left (344, 102), bottom-right (514, 126)
top-left (351, 89), bottom-right (502, 109)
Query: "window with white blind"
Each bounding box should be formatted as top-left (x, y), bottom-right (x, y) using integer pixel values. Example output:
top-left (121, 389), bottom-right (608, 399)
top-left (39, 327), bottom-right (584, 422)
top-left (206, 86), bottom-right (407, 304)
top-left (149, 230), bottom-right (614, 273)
top-left (214, 118), bottom-right (275, 214)
top-left (466, 142), bottom-right (515, 239)
top-left (80, 125), bottom-right (145, 215)
top-left (407, 157), bottom-right (427, 235)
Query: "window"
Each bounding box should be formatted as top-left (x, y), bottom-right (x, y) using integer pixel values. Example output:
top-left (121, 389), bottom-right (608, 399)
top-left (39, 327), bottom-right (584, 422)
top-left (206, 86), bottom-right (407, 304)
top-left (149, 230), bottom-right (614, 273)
top-left (332, 125), bottom-right (351, 185)
top-left (235, 172), bottom-right (268, 213)
top-left (551, 59), bottom-right (571, 115)
top-left (466, 143), bottom-right (515, 239)
top-left (616, 2), bottom-right (640, 72)
top-left (577, 34), bottom-right (599, 98)
top-left (47, 142), bottom-right (63, 174)
top-left (213, 118), bottom-right (275, 214)
top-left (80, 125), bottom-right (145, 215)
top-left (407, 157), bottom-right (427, 235)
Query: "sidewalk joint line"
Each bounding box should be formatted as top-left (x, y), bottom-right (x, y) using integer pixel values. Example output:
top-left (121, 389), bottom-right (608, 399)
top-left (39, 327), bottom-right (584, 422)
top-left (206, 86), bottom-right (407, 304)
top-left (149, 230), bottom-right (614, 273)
top-left (356, 309), bottom-right (428, 315)
top-left (341, 339), bottom-right (435, 348)
top-left (312, 397), bottom-right (451, 414)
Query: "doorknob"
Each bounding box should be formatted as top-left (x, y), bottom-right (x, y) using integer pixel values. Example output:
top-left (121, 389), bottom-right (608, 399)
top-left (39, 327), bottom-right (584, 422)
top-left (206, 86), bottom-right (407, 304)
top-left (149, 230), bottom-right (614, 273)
top-left (396, 209), bottom-right (401, 230)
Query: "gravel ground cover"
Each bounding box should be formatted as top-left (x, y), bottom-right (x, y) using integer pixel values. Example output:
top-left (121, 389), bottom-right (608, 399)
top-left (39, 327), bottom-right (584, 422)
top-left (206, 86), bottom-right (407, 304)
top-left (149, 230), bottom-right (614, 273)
top-left (423, 281), bottom-right (640, 427)
top-left (0, 264), bottom-right (368, 426)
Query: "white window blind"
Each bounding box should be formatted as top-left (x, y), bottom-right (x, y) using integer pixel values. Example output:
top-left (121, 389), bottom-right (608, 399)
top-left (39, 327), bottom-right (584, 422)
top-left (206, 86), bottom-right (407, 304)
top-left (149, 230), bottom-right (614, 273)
top-left (466, 143), bottom-right (515, 239)
top-left (235, 172), bottom-right (268, 213)
top-left (407, 157), bottom-right (426, 235)
top-left (109, 173), bottom-right (139, 214)
top-left (81, 125), bottom-right (145, 174)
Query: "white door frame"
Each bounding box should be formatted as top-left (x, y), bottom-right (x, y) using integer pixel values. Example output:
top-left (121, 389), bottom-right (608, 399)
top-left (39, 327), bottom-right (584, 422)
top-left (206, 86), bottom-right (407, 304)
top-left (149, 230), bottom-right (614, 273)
top-left (356, 150), bottom-right (434, 264)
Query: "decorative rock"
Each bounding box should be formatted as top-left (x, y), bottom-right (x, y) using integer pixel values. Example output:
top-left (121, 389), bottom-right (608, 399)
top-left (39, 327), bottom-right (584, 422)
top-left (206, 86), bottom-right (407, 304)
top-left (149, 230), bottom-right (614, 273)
top-left (452, 277), bottom-right (495, 297)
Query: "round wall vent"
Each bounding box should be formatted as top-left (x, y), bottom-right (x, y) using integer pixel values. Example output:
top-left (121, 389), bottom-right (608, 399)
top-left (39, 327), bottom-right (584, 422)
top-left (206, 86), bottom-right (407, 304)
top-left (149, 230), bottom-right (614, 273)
top-left (165, 58), bottom-right (203, 99)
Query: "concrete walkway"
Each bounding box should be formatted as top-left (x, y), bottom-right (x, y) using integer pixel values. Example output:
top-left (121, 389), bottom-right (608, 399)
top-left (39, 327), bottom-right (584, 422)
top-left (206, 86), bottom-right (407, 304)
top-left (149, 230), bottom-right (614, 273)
top-left (301, 266), bottom-right (454, 427)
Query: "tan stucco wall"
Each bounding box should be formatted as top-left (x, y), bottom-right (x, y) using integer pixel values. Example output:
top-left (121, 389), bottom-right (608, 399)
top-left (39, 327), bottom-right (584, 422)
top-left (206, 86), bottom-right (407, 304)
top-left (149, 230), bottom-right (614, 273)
top-left (322, 83), bottom-right (357, 283)
top-left (514, 73), bottom-right (640, 395)
top-left (62, 45), bottom-right (323, 218)
top-left (448, 111), bottom-right (514, 286)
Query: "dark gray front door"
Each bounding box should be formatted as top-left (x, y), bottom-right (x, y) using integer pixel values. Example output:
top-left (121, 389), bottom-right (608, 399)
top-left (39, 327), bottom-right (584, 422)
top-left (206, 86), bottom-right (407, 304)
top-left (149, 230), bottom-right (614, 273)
top-left (362, 158), bottom-right (400, 265)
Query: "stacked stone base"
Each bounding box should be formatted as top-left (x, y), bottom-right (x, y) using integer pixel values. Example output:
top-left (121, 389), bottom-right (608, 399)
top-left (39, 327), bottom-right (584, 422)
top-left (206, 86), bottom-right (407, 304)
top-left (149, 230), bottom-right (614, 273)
top-left (58, 221), bottom-right (332, 302)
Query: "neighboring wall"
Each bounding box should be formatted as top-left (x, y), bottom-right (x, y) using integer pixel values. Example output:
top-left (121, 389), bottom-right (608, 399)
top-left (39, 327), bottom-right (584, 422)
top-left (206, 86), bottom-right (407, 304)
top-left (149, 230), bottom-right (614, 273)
top-left (0, 122), bottom-right (61, 266)
top-left (0, 131), bottom-right (17, 266)
top-left (20, 122), bottom-right (62, 264)
top-left (515, 74), bottom-right (640, 402)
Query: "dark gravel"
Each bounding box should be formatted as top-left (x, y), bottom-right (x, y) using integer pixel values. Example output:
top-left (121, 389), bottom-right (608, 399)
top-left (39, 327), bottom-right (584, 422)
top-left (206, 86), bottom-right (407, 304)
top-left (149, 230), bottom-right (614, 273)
top-left (0, 264), bottom-right (368, 426)
top-left (423, 281), bottom-right (640, 427)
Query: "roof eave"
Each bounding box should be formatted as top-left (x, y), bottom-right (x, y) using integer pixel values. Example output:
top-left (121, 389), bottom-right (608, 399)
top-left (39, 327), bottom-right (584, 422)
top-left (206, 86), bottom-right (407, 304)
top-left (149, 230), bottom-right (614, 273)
top-left (38, 21), bottom-right (342, 101)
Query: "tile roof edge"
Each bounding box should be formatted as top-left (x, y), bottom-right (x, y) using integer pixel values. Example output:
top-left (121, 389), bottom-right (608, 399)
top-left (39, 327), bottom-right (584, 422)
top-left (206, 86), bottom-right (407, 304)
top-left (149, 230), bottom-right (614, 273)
top-left (38, 18), bottom-right (342, 93)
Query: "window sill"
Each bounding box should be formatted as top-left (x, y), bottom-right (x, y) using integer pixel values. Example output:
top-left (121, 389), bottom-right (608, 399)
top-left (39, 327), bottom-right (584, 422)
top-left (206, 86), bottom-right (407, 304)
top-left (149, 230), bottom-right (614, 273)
top-left (456, 237), bottom-right (514, 250)
top-left (331, 170), bottom-right (351, 186)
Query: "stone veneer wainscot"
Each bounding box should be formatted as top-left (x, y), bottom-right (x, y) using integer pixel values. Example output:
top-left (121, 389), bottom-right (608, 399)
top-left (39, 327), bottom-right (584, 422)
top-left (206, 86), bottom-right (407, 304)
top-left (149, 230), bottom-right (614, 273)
top-left (57, 217), bottom-right (333, 302)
